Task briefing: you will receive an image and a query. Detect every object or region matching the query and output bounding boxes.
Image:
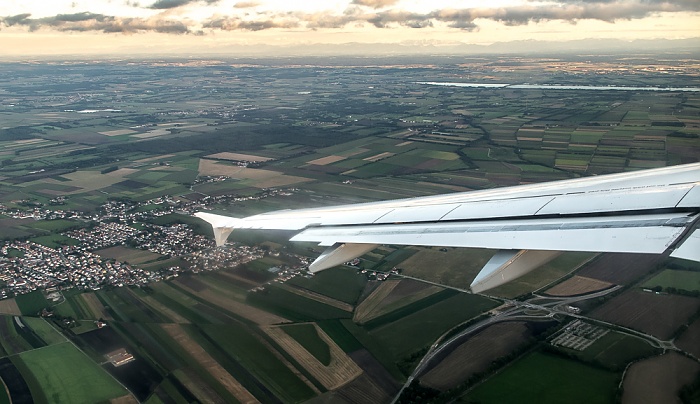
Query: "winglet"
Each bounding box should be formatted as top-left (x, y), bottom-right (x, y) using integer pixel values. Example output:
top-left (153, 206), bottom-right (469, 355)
top-left (194, 212), bottom-right (242, 247)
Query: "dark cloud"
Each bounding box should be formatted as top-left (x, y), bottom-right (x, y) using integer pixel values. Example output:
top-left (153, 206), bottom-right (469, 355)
top-left (148, 0), bottom-right (219, 9)
top-left (149, 0), bottom-right (192, 9)
top-left (366, 11), bottom-right (432, 28)
top-left (351, 0), bottom-right (399, 8)
top-left (0, 12), bottom-right (190, 34)
top-left (204, 16), bottom-right (298, 31)
top-left (1, 13), bottom-right (32, 26)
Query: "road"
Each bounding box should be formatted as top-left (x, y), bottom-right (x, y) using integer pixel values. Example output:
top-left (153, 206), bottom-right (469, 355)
top-left (389, 278), bottom-right (680, 404)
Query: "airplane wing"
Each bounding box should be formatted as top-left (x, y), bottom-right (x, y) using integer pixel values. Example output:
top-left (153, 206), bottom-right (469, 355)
top-left (195, 162), bottom-right (700, 292)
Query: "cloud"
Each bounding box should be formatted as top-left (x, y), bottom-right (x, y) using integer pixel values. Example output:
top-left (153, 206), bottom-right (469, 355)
top-left (203, 15), bottom-right (298, 31)
top-left (1, 13), bottom-right (32, 26)
top-left (0, 12), bottom-right (190, 34)
top-left (2, 0), bottom-right (699, 35)
top-left (149, 0), bottom-right (192, 9)
top-left (351, 0), bottom-right (399, 8)
top-left (148, 0), bottom-right (219, 9)
top-left (233, 1), bottom-right (259, 8)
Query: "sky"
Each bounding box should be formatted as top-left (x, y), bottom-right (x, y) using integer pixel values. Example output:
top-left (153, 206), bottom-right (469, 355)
top-left (1, 0), bottom-right (699, 56)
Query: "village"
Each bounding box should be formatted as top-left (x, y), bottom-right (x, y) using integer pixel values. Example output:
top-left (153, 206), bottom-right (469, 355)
top-left (0, 188), bottom-right (296, 299)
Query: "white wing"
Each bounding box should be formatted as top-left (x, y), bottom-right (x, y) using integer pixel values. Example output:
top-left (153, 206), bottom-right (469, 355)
top-left (196, 163), bottom-right (700, 292)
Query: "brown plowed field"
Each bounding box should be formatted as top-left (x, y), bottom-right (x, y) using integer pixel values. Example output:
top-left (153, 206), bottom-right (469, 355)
top-left (279, 284), bottom-right (354, 312)
top-left (174, 369), bottom-right (226, 404)
top-left (545, 275), bottom-right (614, 296)
top-left (399, 247), bottom-right (493, 289)
top-left (0, 299), bottom-right (21, 316)
top-left (82, 292), bottom-right (112, 320)
top-left (353, 280), bottom-right (400, 324)
top-left (334, 373), bottom-right (391, 404)
top-left (420, 321), bottom-right (533, 391)
top-left (109, 394), bottom-right (138, 404)
top-left (217, 271), bottom-right (261, 288)
top-left (676, 317), bottom-right (700, 358)
top-left (264, 324), bottom-right (362, 390)
top-left (133, 293), bottom-right (190, 323)
top-left (173, 279), bottom-right (289, 325)
top-left (590, 290), bottom-right (700, 339)
top-left (622, 352), bottom-right (700, 404)
top-left (162, 324), bottom-right (260, 404)
top-left (349, 349), bottom-right (400, 396)
top-left (354, 279), bottom-right (442, 324)
top-left (577, 253), bottom-right (662, 285)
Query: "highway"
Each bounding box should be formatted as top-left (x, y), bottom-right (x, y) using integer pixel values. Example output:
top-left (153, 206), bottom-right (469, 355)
top-left (389, 277), bottom-right (682, 404)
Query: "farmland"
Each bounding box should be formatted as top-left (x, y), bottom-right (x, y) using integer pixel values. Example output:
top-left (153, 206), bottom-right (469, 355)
top-left (642, 269), bottom-right (700, 293)
top-left (0, 54), bottom-right (698, 403)
top-left (621, 352), bottom-right (700, 404)
top-left (16, 342), bottom-right (128, 403)
top-left (590, 290), bottom-right (700, 339)
top-left (420, 321), bottom-right (535, 390)
top-left (464, 352), bottom-right (619, 404)
top-left (545, 275), bottom-right (614, 297)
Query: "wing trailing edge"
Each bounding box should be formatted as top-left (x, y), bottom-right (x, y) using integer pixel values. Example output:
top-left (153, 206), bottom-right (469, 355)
top-left (195, 163), bottom-right (700, 293)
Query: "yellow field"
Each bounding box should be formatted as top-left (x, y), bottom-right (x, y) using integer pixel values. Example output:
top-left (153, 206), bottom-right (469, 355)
top-left (363, 152), bottom-right (395, 162)
top-left (307, 155), bottom-right (346, 165)
top-left (545, 275), bottom-right (613, 296)
top-left (205, 152), bottom-right (273, 162)
top-left (134, 154), bottom-right (176, 163)
top-left (98, 129), bottom-right (136, 136)
top-left (0, 299), bottom-right (21, 315)
top-left (162, 324), bottom-right (259, 404)
top-left (45, 170), bottom-right (128, 194)
top-left (198, 159), bottom-right (311, 188)
top-left (353, 280), bottom-right (400, 324)
top-left (103, 168), bottom-right (138, 178)
top-left (264, 325), bottom-right (362, 390)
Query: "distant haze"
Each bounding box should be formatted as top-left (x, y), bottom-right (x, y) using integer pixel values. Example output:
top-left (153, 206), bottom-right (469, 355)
top-left (0, 0), bottom-right (699, 57)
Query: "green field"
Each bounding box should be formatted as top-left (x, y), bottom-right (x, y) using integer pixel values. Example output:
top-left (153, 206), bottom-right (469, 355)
top-left (318, 319), bottom-right (365, 353)
top-left (370, 292), bottom-right (500, 360)
top-left (15, 291), bottom-right (50, 316)
top-left (286, 267), bottom-right (367, 304)
top-left (576, 331), bottom-right (660, 370)
top-left (25, 219), bottom-right (84, 232)
top-left (198, 324), bottom-right (317, 402)
top-left (488, 252), bottom-right (596, 298)
top-left (22, 317), bottom-right (66, 346)
top-left (247, 285), bottom-right (352, 321)
top-left (464, 352), bottom-right (619, 404)
top-left (281, 323), bottom-right (331, 365)
top-left (16, 342), bottom-right (127, 403)
top-left (29, 234), bottom-right (80, 248)
top-left (0, 316), bottom-right (34, 355)
top-left (643, 269), bottom-right (700, 293)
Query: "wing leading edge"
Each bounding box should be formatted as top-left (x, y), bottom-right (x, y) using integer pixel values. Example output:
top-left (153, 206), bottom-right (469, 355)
top-left (195, 162), bottom-right (700, 293)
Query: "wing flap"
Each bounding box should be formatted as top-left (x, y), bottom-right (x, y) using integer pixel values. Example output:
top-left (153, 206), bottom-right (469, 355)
top-left (291, 213), bottom-right (693, 255)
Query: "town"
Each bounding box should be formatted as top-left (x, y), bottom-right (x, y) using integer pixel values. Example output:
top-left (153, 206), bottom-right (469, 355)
top-left (0, 187), bottom-right (309, 299)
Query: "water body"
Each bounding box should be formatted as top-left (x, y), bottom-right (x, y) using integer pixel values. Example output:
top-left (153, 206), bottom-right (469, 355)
top-left (417, 82), bottom-right (700, 92)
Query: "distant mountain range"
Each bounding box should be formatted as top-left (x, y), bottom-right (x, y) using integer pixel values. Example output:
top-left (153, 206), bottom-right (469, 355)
top-left (197, 37), bottom-right (700, 57)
